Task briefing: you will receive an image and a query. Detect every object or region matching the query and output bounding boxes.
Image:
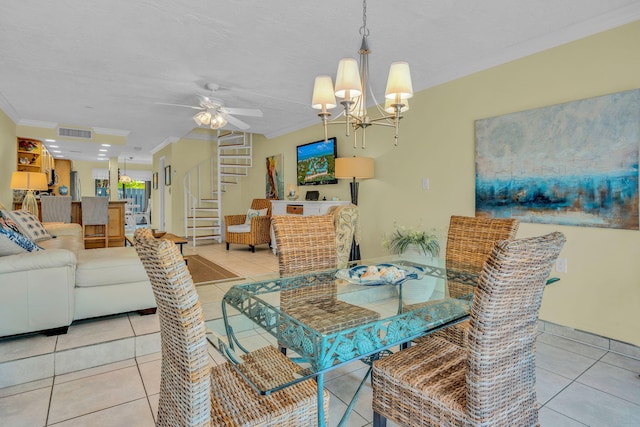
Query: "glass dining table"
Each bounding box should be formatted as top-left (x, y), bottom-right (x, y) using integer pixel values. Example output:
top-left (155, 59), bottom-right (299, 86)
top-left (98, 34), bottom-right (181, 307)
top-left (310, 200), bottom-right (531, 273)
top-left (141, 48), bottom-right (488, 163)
top-left (207, 255), bottom-right (557, 426)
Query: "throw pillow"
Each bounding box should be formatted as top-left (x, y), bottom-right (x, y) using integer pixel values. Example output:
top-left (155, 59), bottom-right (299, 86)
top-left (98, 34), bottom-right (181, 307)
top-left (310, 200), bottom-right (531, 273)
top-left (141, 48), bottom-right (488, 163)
top-left (0, 223), bottom-right (43, 253)
top-left (244, 208), bottom-right (269, 225)
top-left (4, 210), bottom-right (51, 242)
top-left (0, 234), bottom-right (27, 256)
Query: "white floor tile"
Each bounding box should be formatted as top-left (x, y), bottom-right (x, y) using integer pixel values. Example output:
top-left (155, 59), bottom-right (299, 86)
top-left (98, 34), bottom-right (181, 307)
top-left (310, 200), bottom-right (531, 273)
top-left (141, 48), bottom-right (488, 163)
top-left (0, 334), bottom-right (57, 363)
top-left (0, 353), bottom-right (54, 388)
top-left (545, 382), bottom-right (640, 426)
top-left (50, 397), bottom-right (155, 427)
top-left (0, 386), bottom-right (50, 427)
top-left (576, 361), bottom-right (640, 405)
top-left (55, 337), bottom-right (135, 375)
top-left (48, 366), bottom-right (146, 424)
top-left (56, 315), bottom-right (133, 351)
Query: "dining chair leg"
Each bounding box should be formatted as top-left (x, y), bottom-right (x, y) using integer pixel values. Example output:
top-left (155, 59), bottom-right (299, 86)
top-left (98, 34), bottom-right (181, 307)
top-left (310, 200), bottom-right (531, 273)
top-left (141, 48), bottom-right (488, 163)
top-left (373, 412), bottom-right (387, 427)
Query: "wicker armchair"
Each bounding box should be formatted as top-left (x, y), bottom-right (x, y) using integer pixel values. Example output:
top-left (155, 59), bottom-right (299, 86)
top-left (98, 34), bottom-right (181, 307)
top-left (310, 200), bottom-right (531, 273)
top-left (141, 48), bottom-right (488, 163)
top-left (225, 198), bottom-right (272, 252)
top-left (372, 232), bottom-right (565, 427)
top-left (133, 228), bottom-right (327, 426)
top-left (409, 215), bottom-right (519, 348)
top-left (272, 215), bottom-right (379, 348)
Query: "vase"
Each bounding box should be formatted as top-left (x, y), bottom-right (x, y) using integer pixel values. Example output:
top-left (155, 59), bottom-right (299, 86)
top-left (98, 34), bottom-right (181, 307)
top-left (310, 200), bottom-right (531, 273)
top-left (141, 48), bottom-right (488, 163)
top-left (400, 244), bottom-right (437, 305)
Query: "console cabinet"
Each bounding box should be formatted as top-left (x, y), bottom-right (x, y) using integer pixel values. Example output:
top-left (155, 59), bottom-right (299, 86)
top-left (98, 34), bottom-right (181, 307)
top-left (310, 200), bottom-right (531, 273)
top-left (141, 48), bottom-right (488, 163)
top-left (269, 200), bottom-right (351, 253)
top-left (270, 200), bottom-right (351, 216)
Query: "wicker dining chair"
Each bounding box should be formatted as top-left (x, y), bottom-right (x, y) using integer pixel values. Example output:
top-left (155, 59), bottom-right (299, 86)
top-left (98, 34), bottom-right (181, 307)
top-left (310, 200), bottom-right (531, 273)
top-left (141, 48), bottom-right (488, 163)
top-left (326, 204), bottom-right (360, 269)
top-left (133, 228), bottom-right (327, 426)
top-left (372, 231), bottom-right (566, 427)
top-left (272, 215), bottom-right (379, 347)
top-left (225, 198), bottom-right (272, 252)
top-left (409, 215), bottom-right (519, 348)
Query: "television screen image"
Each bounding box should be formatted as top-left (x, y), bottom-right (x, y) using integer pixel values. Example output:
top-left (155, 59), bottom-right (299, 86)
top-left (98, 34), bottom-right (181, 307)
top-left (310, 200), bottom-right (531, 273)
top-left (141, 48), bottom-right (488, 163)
top-left (296, 137), bottom-right (338, 186)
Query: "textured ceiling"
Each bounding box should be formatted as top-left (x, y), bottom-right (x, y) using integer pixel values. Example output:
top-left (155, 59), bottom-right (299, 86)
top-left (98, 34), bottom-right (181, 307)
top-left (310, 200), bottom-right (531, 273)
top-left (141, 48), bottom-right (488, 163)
top-left (1, 0), bottom-right (639, 163)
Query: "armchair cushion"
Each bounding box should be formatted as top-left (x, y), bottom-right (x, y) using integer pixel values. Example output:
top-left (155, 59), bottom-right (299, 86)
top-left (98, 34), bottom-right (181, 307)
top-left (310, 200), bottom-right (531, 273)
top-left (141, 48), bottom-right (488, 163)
top-left (227, 224), bottom-right (251, 233)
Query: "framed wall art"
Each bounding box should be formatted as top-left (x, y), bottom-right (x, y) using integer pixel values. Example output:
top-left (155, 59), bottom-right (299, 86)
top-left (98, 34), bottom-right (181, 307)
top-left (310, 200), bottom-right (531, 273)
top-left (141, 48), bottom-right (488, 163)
top-left (265, 153), bottom-right (284, 199)
top-left (152, 172), bottom-right (158, 189)
top-left (475, 89), bottom-right (639, 230)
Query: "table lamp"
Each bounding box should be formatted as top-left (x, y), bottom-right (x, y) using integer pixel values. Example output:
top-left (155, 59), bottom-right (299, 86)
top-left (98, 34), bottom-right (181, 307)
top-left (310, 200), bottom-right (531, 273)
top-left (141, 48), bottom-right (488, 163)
top-left (335, 156), bottom-right (374, 261)
top-left (334, 156), bottom-right (374, 205)
top-left (10, 171), bottom-right (49, 217)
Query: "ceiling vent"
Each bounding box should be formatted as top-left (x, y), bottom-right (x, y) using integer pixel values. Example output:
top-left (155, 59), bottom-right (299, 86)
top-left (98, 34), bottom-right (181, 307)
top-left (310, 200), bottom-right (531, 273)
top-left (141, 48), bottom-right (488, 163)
top-left (58, 127), bottom-right (92, 139)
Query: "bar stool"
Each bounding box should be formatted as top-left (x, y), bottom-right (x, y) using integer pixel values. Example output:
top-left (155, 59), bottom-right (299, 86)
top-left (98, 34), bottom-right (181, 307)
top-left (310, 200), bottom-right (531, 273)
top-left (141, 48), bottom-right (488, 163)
top-left (81, 196), bottom-right (109, 248)
top-left (41, 195), bottom-right (72, 223)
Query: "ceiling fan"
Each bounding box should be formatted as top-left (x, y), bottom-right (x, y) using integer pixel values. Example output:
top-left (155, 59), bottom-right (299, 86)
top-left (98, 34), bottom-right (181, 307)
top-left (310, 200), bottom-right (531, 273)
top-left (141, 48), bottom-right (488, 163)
top-left (156, 83), bottom-right (263, 130)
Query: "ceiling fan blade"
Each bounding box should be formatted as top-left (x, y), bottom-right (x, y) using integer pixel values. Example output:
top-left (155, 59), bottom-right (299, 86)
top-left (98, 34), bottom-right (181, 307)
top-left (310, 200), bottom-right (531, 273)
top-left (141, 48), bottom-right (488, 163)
top-left (221, 107), bottom-right (263, 117)
top-left (155, 102), bottom-right (204, 110)
top-left (224, 114), bottom-right (250, 130)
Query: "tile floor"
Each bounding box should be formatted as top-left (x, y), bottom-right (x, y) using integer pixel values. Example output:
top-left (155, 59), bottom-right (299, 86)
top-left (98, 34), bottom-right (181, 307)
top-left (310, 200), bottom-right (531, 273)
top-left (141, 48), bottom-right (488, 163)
top-left (1, 242), bottom-right (639, 426)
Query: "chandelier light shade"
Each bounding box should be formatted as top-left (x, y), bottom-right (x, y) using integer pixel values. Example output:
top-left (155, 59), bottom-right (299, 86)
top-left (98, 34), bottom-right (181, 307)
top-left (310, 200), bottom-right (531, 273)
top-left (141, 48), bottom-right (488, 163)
top-left (335, 58), bottom-right (362, 100)
top-left (10, 171), bottom-right (49, 217)
top-left (311, 0), bottom-right (413, 148)
top-left (384, 98), bottom-right (409, 114)
top-left (312, 76), bottom-right (337, 110)
top-left (385, 61), bottom-right (414, 101)
top-left (209, 114), bottom-right (228, 129)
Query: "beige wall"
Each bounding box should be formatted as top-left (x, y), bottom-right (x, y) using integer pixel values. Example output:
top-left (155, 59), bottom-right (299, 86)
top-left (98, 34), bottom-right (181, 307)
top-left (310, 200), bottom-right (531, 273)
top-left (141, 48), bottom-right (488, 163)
top-left (1, 20), bottom-right (638, 346)
top-left (0, 109), bottom-right (17, 208)
top-left (242, 21), bottom-right (640, 346)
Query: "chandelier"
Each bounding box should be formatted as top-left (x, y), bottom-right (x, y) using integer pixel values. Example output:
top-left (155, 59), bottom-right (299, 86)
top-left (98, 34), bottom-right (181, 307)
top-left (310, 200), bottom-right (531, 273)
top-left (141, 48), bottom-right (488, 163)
top-left (311, 0), bottom-right (413, 148)
top-left (193, 110), bottom-right (228, 129)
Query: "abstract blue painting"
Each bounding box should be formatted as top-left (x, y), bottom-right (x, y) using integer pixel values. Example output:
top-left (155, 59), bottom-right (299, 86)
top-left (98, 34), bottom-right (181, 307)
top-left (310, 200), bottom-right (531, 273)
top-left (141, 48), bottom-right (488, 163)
top-left (475, 89), bottom-right (639, 230)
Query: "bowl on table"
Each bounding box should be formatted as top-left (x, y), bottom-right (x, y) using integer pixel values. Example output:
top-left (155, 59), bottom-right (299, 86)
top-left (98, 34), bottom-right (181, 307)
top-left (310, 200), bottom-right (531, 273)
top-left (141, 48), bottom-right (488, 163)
top-left (151, 229), bottom-right (167, 238)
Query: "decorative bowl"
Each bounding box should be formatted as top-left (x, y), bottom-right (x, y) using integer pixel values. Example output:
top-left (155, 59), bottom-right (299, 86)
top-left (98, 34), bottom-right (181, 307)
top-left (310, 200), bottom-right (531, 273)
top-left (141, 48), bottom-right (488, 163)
top-left (335, 263), bottom-right (425, 286)
top-left (152, 230), bottom-right (167, 238)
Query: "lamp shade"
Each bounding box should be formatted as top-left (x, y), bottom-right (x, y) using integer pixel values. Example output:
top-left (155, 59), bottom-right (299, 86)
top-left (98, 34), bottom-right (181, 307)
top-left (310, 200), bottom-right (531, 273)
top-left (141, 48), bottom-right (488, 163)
top-left (312, 75), bottom-right (337, 110)
top-left (335, 157), bottom-right (374, 179)
top-left (385, 61), bottom-right (413, 100)
top-left (10, 171), bottom-right (49, 191)
top-left (334, 58), bottom-right (362, 99)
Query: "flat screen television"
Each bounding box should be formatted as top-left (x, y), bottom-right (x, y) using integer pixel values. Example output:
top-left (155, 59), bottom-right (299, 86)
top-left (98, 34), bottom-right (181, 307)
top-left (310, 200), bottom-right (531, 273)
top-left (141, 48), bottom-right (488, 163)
top-left (296, 137), bottom-right (338, 186)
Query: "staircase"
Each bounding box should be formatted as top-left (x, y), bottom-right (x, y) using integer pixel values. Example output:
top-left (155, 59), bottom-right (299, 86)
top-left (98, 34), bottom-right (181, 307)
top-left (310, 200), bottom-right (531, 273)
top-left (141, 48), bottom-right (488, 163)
top-left (184, 131), bottom-right (254, 245)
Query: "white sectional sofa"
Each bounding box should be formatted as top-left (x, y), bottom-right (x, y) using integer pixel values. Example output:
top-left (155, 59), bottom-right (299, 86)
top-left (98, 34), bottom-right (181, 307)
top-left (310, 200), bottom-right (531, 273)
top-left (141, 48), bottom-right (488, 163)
top-left (0, 222), bottom-right (156, 338)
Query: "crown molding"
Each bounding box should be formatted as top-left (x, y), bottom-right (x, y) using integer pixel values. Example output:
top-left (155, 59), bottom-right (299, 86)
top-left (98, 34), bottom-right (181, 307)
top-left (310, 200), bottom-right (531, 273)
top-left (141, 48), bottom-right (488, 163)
top-left (17, 119), bottom-right (58, 128)
top-left (150, 137), bottom-right (179, 155)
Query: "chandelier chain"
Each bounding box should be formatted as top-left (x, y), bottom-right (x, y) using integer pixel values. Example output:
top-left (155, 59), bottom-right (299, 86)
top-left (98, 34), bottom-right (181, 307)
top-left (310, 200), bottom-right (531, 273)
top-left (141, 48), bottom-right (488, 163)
top-left (359, 0), bottom-right (369, 37)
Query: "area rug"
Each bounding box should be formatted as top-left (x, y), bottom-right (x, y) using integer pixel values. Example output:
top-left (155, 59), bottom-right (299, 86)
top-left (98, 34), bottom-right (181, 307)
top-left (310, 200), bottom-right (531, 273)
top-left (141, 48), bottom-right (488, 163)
top-left (185, 255), bottom-right (239, 284)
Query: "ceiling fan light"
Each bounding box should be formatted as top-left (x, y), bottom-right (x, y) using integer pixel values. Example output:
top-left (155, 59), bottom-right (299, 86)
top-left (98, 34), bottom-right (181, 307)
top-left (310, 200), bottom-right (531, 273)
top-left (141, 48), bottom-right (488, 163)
top-left (385, 61), bottom-right (413, 100)
top-left (209, 114), bottom-right (227, 129)
top-left (335, 58), bottom-right (362, 99)
top-left (193, 110), bottom-right (212, 126)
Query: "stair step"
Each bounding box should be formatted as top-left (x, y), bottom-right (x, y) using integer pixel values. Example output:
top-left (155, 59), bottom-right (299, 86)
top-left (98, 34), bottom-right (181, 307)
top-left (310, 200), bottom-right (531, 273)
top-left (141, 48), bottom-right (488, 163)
top-left (221, 180), bottom-right (238, 185)
top-left (186, 225), bottom-right (221, 230)
top-left (187, 235), bottom-right (221, 240)
top-left (187, 216), bottom-right (220, 221)
top-left (220, 162), bottom-right (251, 167)
top-left (220, 172), bottom-right (247, 177)
top-left (193, 207), bottom-right (219, 211)
top-left (200, 198), bottom-right (219, 203)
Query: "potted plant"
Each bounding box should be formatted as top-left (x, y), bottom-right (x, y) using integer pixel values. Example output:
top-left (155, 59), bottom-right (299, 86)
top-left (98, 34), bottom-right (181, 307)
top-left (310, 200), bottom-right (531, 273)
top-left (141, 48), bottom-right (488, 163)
top-left (383, 222), bottom-right (440, 257)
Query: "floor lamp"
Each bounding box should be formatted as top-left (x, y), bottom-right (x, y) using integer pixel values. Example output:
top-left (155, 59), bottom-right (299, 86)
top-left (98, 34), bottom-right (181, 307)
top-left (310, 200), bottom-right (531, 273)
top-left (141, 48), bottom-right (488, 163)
top-left (10, 171), bottom-right (49, 218)
top-left (335, 156), bottom-right (375, 261)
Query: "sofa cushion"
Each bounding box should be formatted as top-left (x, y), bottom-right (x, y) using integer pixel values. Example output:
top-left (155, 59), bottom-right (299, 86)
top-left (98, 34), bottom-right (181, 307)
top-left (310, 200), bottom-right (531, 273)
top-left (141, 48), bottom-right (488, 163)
top-left (4, 210), bottom-right (51, 242)
top-left (75, 247), bottom-right (149, 288)
top-left (39, 235), bottom-right (85, 253)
